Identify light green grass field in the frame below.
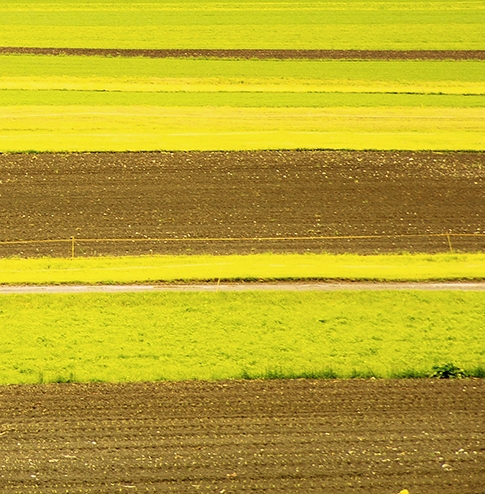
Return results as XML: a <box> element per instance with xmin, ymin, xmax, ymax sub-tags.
<box><xmin>4</xmin><ymin>90</ymin><xmax>485</xmax><ymax>108</ymax></box>
<box><xmin>1</xmin><ymin>0</ymin><xmax>484</xmax><ymax>49</ymax></box>
<box><xmin>2</xmin><ymin>57</ymin><xmax>484</xmax><ymax>104</ymax></box>
<box><xmin>0</xmin><ymin>290</ymin><xmax>483</xmax><ymax>384</ymax></box>
<box><xmin>1</xmin><ymin>253</ymin><xmax>484</xmax><ymax>285</ymax></box>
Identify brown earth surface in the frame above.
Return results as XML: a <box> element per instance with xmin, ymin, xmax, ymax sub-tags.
<box><xmin>0</xmin><ymin>379</ymin><xmax>484</xmax><ymax>493</ymax></box>
<box><xmin>0</xmin><ymin>150</ymin><xmax>484</xmax><ymax>257</ymax></box>
<box><xmin>2</xmin><ymin>47</ymin><xmax>485</xmax><ymax>60</ymax></box>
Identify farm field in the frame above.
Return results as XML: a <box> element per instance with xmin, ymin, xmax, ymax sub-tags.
<box><xmin>3</xmin><ymin>105</ymin><xmax>485</xmax><ymax>152</ymax></box>
<box><xmin>1</xmin><ymin>0</ymin><xmax>484</xmax><ymax>50</ymax></box>
<box><xmin>1</xmin><ymin>1</ymin><xmax>485</xmax><ymax>491</ymax></box>
<box><xmin>1</xmin><ymin>290</ymin><xmax>484</xmax><ymax>384</ymax></box>
<box><xmin>0</xmin><ymin>379</ymin><xmax>484</xmax><ymax>493</ymax></box>
<box><xmin>3</xmin><ymin>56</ymin><xmax>484</xmax><ymax>92</ymax></box>
<box><xmin>2</xmin><ymin>253</ymin><xmax>485</xmax><ymax>285</ymax></box>
<box><xmin>1</xmin><ymin>55</ymin><xmax>484</xmax><ymax>152</ymax></box>
<box><xmin>1</xmin><ymin>150</ymin><xmax>483</xmax><ymax>257</ymax></box>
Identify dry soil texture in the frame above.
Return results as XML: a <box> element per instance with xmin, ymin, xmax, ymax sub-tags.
<box><xmin>2</xmin><ymin>47</ymin><xmax>485</xmax><ymax>59</ymax></box>
<box><xmin>0</xmin><ymin>150</ymin><xmax>484</xmax><ymax>257</ymax></box>
<box><xmin>0</xmin><ymin>379</ymin><xmax>484</xmax><ymax>493</ymax></box>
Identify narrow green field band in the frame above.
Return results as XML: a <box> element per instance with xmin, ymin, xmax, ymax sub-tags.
<box><xmin>1</xmin><ymin>253</ymin><xmax>484</xmax><ymax>285</ymax></box>
<box><xmin>2</xmin><ymin>56</ymin><xmax>484</xmax><ymax>82</ymax></box>
<box><xmin>2</xmin><ymin>90</ymin><xmax>484</xmax><ymax>108</ymax></box>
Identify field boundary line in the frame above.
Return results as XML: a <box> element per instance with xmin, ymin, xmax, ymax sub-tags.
<box><xmin>1</xmin><ymin>232</ymin><xmax>484</xmax><ymax>245</ymax></box>
<box><xmin>1</xmin><ymin>233</ymin><xmax>484</xmax><ymax>258</ymax></box>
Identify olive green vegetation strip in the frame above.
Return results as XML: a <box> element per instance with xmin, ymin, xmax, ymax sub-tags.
<box><xmin>1</xmin><ymin>253</ymin><xmax>485</xmax><ymax>285</ymax></box>
<box><xmin>0</xmin><ymin>290</ymin><xmax>484</xmax><ymax>384</ymax></box>
<box><xmin>0</xmin><ymin>0</ymin><xmax>484</xmax><ymax>50</ymax></box>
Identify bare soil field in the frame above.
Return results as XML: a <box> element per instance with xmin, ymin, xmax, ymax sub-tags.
<box><xmin>0</xmin><ymin>150</ymin><xmax>484</xmax><ymax>257</ymax></box>
<box><xmin>2</xmin><ymin>47</ymin><xmax>485</xmax><ymax>59</ymax></box>
<box><xmin>0</xmin><ymin>379</ymin><xmax>483</xmax><ymax>493</ymax></box>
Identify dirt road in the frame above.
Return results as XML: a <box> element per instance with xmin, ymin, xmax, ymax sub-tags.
<box><xmin>0</xmin><ymin>379</ymin><xmax>483</xmax><ymax>493</ymax></box>
<box><xmin>1</xmin><ymin>282</ymin><xmax>485</xmax><ymax>294</ymax></box>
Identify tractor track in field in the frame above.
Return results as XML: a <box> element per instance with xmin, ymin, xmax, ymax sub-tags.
<box><xmin>0</xmin><ymin>379</ymin><xmax>484</xmax><ymax>493</ymax></box>
<box><xmin>2</xmin><ymin>47</ymin><xmax>485</xmax><ymax>60</ymax></box>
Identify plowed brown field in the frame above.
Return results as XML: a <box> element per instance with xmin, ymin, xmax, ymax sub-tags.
<box><xmin>1</xmin><ymin>150</ymin><xmax>484</xmax><ymax>256</ymax></box>
<box><xmin>0</xmin><ymin>379</ymin><xmax>484</xmax><ymax>493</ymax></box>
<box><xmin>2</xmin><ymin>47</ymin><xmax>485</xmax><ymax>59</ymax></box>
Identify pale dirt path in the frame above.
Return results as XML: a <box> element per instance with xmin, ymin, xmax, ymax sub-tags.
<box><xmin>1</xmin><ymin>282</ymin><xmax>485</xmax><ymax>294</ymax></box>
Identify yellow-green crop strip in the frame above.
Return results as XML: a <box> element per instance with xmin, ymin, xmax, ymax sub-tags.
<box><xmin>1</xmin><ymin>1</ymin><xmax>484</xmax><ymax>151</ymax></box>
<box><xmin>0</xmin><ymin>290</ymin><xmax>484</xmax><ymax>384</ymax></box>
<box><xmin>1</xmin><ymin>0</ymin><xmax>484</xmax><ymax>50</ymax></box>
<box><xmin>1</xmin><ymin>55</ymin><xmax>484</xmax><ymax>152</ymax></box>
<box><xmin>1</xmin><ymin>253</ymin><xmax>485</xmax><ymax>285</ymax></box>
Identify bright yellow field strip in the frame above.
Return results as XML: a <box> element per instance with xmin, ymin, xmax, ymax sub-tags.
<box><xmin>2</xmin><ymin>77</ymin><xmax>484</xmax><ymax>95</ymax></box>
<box><xmin>0</xmin><ymin>106</ymin><xmax>484</xmax><ymax>151</ymax></box>
<box><xmin>1</xmin><ymin>253</ymin><xmax>485</xmax><ymax>285</ymax></box>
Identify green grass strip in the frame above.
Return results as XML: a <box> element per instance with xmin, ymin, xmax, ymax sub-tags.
<box><xmin>1</xmin><ymin>253</ymin><xmax>485</xmax><ymax>285</ymax></box>
<box><xmin>2</xmin><ymin>56</ymin><xmax>484</xmax><ymax>82</ymax></box>
<box><xmin>0</xmin><ymin>290</ymin><xmax>484</xmax><ymax>384</ymax></box>
<box><xmin>3</xmin><ymin>90</ymin><xmax>484</xmax><ymax>108</ymax></box>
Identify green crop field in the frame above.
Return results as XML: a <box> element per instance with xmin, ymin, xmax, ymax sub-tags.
<box><xmin>1</xmin><ymin>0</ymin><xmax>484</xmax><ymax>49</ymax></box>
<box><xmin>2</xmin><ymin>56</ymin><xmax>484</xmax><ymax>105</ymax></box>
<box><xmin>1</xmin><ymin>0</ymin><xmax>484</xmax><ymax>386</ymax></box>
<box><xmin>0</xmin><ymin>290</ymin><xmax>484</xmax><ymax>384</ymax></box>
<box><xmin>1</xmin><ymin>253</ymin><xmax>485</xmax><ymax>285</ymax></box>
<box><xmin>1</xmin><ymin>1</ymin><xmax>484</xmax><ymax>152</ymax></box>
<box><xmin>3</xmin><ymin>56</ymin><xmax>484</xmax><ymax>85</ymax></box>
<box><xmin>1</xmin><ymin>55</ymin><xmax>484</xmax><ymax>151</ymax></box>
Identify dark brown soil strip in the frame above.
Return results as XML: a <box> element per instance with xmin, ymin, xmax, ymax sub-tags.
<box><xmin>0</xmin><ymin>380</ymin><xmax>484</xmax><ymax>493</ymax></box>
<box><xmin>2</xmin><ymin>46</ymin><xmax>485</xmax><ymax>60</ymax></box>
<box><xmin>1</xmin><ymin>150</ymin><xmax>484</xmax><ymax>257</ymax></box>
